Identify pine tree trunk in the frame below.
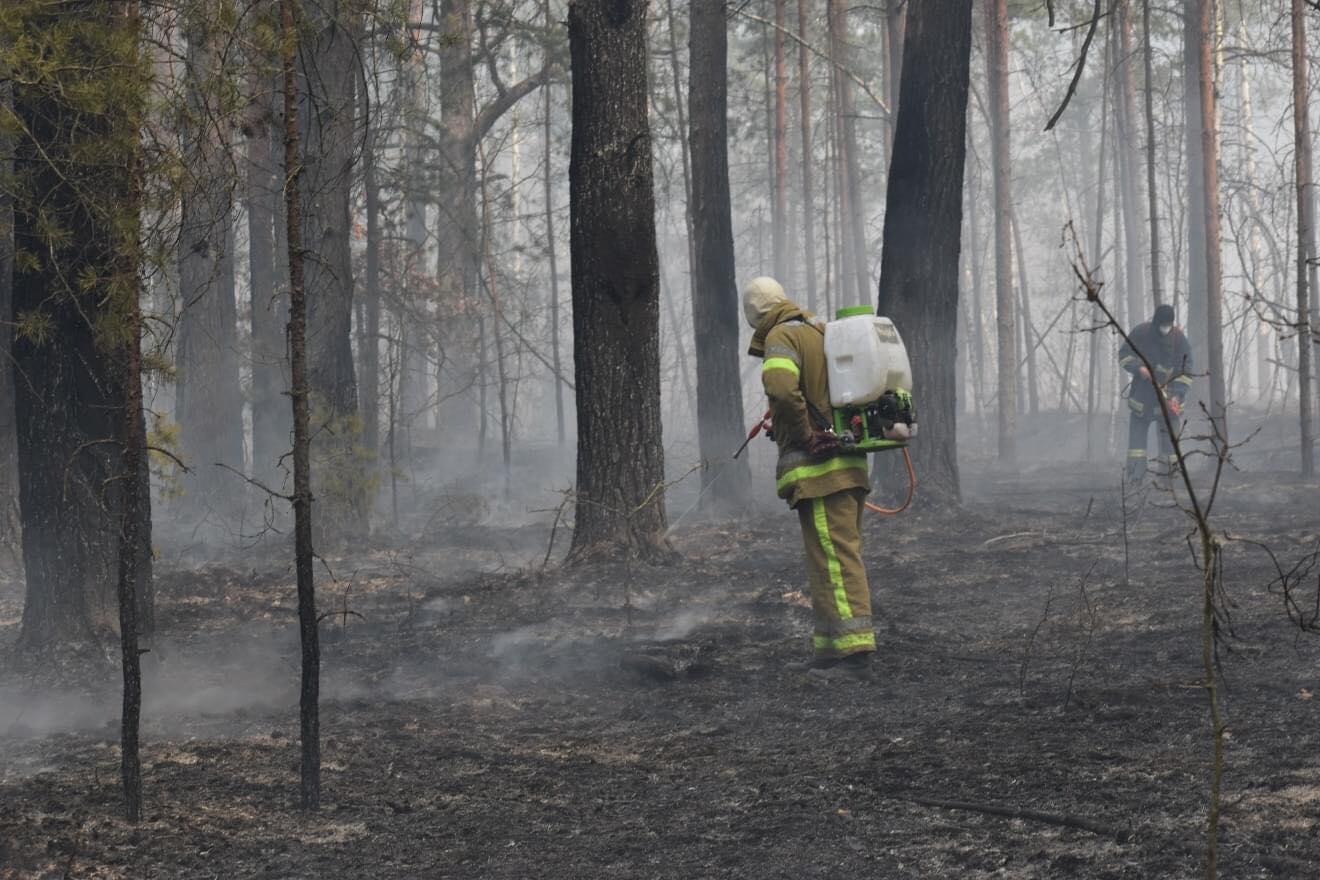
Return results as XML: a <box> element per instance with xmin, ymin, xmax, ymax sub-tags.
<box><xmin>282</xmin><ymin>0</ymin><xmax>320</xmax><ymax>812</ymax></box>
<box><xmin>177</xmin><ymin>11</ymin><xmax>243</xmax><ymax>512</ymax></box>
<box><xmin>566</xmin><ymin>0</ymin><xmax>669</xmax><ymax>561</ymax></box>
<box><xmin>438</xmin><ymin>0</ymin><xmax>481</xmax><ymax>447</ymax></box>
<box><xmin>689</xmin><ymin>0</ymin><xmax>751</xmax><ymax>510</ymax></box>
<box><xmin>1143</xmin><ymin>0</ymin><xmax>1164</xmax><ymax>306</ymax></box>
<box><xmin>361</xmin><ymin>69</ymin><xmax>382</xmax><ymax>460</ymax></box>
<box><xmin>544</xmin><ymin>0</ymin><xmax>566</xmax><ymax>446</ymax></box>
<box><xmin>883</xmin><ymin>0</ymin><xmax>906</xmax><ymax>161</ymax></box>
<box><xmin>1116</xmin><ymin>0</ymin><xmax>1148</xmax><ymax>322</ymax></box>
<box><xmin>1086</xmin><ymin>42</ymin><xmax>1111</xmax><ymax>462</ymax></box>
<box><xmin>875</xmin><ymin>0</ymin><xmax>974</xmax><ymax>506</ymax></box>
<box><xmin>1182</xmin><ymin>0</ymin><xmax>1208</xmax><ymax>392</ymax></box>
<box><xmin>796</xmin><ymin>0</ymin><xmax>819</xmax><ymax>312</ymax></box>
<box><xmin>828</xmin><ymin>0</ymin><xmax>869</xmax><ymax>305</ymax></box>
<box><xmin>1292</xmin><ymin>0</ymin><xmax>1315</xmax><ymax>475</ymax></box>
<box><xmin>967</xmin><ymin>163</ymin><xmax>989</xmax><ymax>437</ymax></box>
<box><xmin>247</xmin><ymin>57</ymin><xmax>292</xmax><ymax>486</ymax></box>
<box><xmin>12</xmin><ymin>1</ymin><xmax>151</xmax><ymax>649</ymax></box>
<box><xmin>115</xmin><ymin>0</ymin><xmax>148</xmax><ymax>823</ymax></box>
<box><xmin>1194</xmin><ymin>0</ymin><xmax>1227</xmax><ymax>440</ymax></box>
<box><xmin>299</xmin><ymin>0</ymin><xmax>364</xmax><ymax>540</ymax></box>
<box><xmin>1011</xmin><ymin>210</ymin><xmax>1040</xmax><ymax>416</ymax></box>
<box><xmin>984</xmin><ymin>0</ymin><xmax>1016</xmax><ymax>462</ymax></box>
<box><xmin>772</xmin><ymin>0</ymin><xmax>789</xmax><ymax>282</ymax></box>
<box><xmin>0</xmin><ymin>78</ymin><xmax>19</xmax><ymax>570</ymax></box>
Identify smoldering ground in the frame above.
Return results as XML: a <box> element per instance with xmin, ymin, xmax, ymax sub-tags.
<box><xmin>4</xmin><ymin>415</ymin><xmax>1320</xmax><ymax>877</ymax></box>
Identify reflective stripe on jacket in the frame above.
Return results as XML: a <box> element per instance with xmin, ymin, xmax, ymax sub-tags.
<box><xmin>753</xmin><ymin>302</ymin><xmax>870</xmax><ymax>507</ymax></box>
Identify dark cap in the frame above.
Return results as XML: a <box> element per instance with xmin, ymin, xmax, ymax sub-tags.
<box><xmin>1153</xmin><ymin>304</ymin><xmax>1175</xmax><ymax>326</ymax></box>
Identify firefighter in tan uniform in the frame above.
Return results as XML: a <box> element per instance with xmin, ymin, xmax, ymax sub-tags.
<box><xmin>744</xmin><ymin>277</ymin><xmax>876</xmax><ymax>682</ymax></box>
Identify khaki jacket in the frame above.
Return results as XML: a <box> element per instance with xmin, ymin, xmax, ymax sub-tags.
<box><xmin>750</xmin><ymin>302</ymin><xmax>870</xmax><ymax>508</ymax></box>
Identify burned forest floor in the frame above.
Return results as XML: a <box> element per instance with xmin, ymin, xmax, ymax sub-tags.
<box><xmin>3</xmin><ymin>461</ymin><xmax>1320</xmax><ymax>878</ymax></box>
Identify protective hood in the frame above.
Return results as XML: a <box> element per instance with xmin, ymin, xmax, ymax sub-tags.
<box><xmin>747</xmin><ymin>300</ymin><xmax>815</xmax><ymax>357</ymax></box>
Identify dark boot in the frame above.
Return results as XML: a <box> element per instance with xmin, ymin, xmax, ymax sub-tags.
<box><xmin>784</xmin><ymin>655</ymin><xmax>838</xmax><ymax>673</ymax></box>
<box><xmin>807</xmin><ymin>651</ymin><xmax>873</xmax><ymax>683</ymax></box>
<box><xmin>1124</xmin><ymin>455</ymin><xmax>1147</xmax><ymax>486</ymax></box>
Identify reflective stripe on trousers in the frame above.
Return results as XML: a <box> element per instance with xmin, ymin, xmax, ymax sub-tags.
<box><xmin>796</xmin><ymin>487</ymin><xmax>875</xmax><ymax>657</ymax></box>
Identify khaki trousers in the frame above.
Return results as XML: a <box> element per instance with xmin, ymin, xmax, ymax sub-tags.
<box><xmin>795</xmin><ymin>487</ymin><xmax>876</xmax><ymax>657</ymax></box>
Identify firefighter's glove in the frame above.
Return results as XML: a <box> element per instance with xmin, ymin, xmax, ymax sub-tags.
<box><xmin>1167</xmin><ymin>397</ymin><xmax>1183</xmax><ymax>418</ymax></box>
<box><xmin>806</xmin><ymin>431</ymin><xmax>842</xmax><ymax>456</ymax></box>
<box><xmin>1139</xmin><ymin>366</ymin><xmax>1152</xmax><ymax>380</ymax></box>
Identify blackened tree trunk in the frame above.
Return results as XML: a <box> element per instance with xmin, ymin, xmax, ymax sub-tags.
<box><xmin>298</xmin><ymin>0</ymin><xmax>365</xmax><ymax>541</ymax></box>
<box><xmin>11</xmin><ymin>1</ymin><xmax>152</xmax><ymax>649</ymax></box>
<box><xmin>247</xmin><ymin>57</ymin><xmax>292</xmax><ymax>486</ymax></box>
<box><xmin>176</xmin><ymin>9</ymin><xmax>243</xmax><ymax>511</ymax></box>
<box><xmin>282</xmin><ymin>0</ymin><xmax>320</xmax><ymax>811</ymax></box>
<box><xmin>1291</xmin><ymin>0</ymin><xmax>1314</xmax><ymax>475</ymax></box>
<box><xmin>116</xmin><ymin>145</ymin><xmax>146</xmax><ymax>828</ymax></box>
<box><xmin>875</xmin><ymin>0</ymin><xmax>973</xmax><ymax>506</ymax></box>
<box><xmin>0</xmin><ymin>79</ymin><xmax>18</xmax><ymax>569</ymax></box>
<box><xmin>566</xmin><ymin>0</ymin><xmax>669</xmax><ymax>561</ymax></box>
<box><xmin>984</xmin><ymin>0</ymin><xmax>1015</xmax><ymax>462</ymax></box>
<box><xmin>688</xmin><ymin>0</ymin><xmax>751</xmax><ymax>510</ymax></box>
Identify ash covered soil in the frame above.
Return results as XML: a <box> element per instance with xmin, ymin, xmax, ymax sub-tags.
<box><xmin>3</xmin><ymin>465</ymin><xmax>1320</xmax><ymax>879</ymax></box>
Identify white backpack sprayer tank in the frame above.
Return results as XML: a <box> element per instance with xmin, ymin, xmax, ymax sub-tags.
<box><xmin>824</xmin><ymin>305</ymin><xmax>917</xmax><ymax>452</ymax></box>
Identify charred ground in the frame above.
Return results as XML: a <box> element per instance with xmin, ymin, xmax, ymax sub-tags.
<box><xmin>2</xmin><ymin>463</ymin><xmax>1320</xmax><ymax>879</ymax></box>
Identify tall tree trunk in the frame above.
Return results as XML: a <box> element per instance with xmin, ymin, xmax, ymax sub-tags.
<box><xmin>967</xmin><ymin>162</ymin><xmax>989</xmax><ymax>437</ymax></box>
<box><xmin>544</xmin><ymin>0</ymin><xmax>566</xmax><ymax>446</ymax></box>
<box><xmin>567</xmin><ymin>0</ymin><xmax>668</xmax><ymax>561</ymax></box>
<box><xmin>1011</xmin><ymin>210</ymin><xmax>1040</xmax><ymax>416</ymax></box>
<box><xmin>299</xmin><ymin>0</ymin><xmax>364</xmax><ymax>540</ymax></box>
<box><xmin>828</xmin><ymin>0</ymin><xmax>869</xmax><ymax>305</ymax></box>
<box><xmin>359</xmin><ymin>52</ymin><xmax>382</xmax><ymax>462</ymax></box>
<box><xmin>1182</xmin><ymin>0</ymin><xmax>1208</xmax><ymax>397</ymax></box>
<box><xmin>247</xmin><ymin>57</ymin><xmax>292</xmax><ymax>486</ymax></box>
<box><xmin>115</xmin><ymin>0</ymin><xmax>147</xmax><ymax>823</ymax></box>
<box><xmin>282</xmin><ymin>0</ymin><xmax>320</xmax><ymax>811</ymax></box>
<box><xmin>1087</xmin><ymin>44</ymin><xmax>1111</xmax><ymax>462</ymax></box>
<box><xmin>1194</xmin><ymin>0</ymin><xmax>1227</xmax><ymax>440</ymax></box>
<box><xmin>662</xmin><ymin>0</ymin><xmax>697</xmax><ymax>310</ymax></box>
<box><xmin>1116</xmin><ymin>0</ymin><xmax>1148</xmax><ymax>323</ymax></box>
<box><xmin>883</xmin><ymin>0</ymin><xmax>906</xmax><ymax>161</ymax></box>
<box><xmin>1143</xmin><ymin>0</ymin><xmax>1163</xmax><ymax>306</ymax></box>
<box><xmin>11</xmin><ymin>0</ymin><xmax>151</xmax><ymax>649</ymax></box>
<box><xmin>875</xmin><ymin>0</ymin><xmax>974</xmax><ymax>506</ymax></box>
<box><xmin>796</xmin><ymin>0</ymin><xmax>819</xmax><ymax>312</ymax></box>
<box><xmin>177</xmin><ymin>10</ymin><xmax>243</xmax><ymax>508</ymax></box>
<box><xmin>1292</xmin><ymin>0</ymin><xmax>1315</xmax><ymax>475</ymax></box>
<box><xmin>984</xmin><ymin>0</ymin><xmax>1016</xmax><ymax>462</ymax></box>
<box><xmin>0</xmin><ymin>79</ymin><xmax>18</xmax><ymax>568</ymax></box>
<box><xmin>689</xmin><ymin>0</ymin><xmax>751</xmax><ymax>510</ymax></box>
<box><xmin>772</xmin><ymin>0</ymin><xmax>789</xmax><ymax>281</ymax></box>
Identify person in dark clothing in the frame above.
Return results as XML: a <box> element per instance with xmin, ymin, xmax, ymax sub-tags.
<box><xmin>1119</xmin><ymin>304</ymin><xmax>1194</xmax><ymax>483</ymax></box>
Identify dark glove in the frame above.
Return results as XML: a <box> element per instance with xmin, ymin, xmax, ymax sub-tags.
<box><xmin>806</xmin><ymin>431</ymin><xmax>842</xmax><ymax>456</ymax></box>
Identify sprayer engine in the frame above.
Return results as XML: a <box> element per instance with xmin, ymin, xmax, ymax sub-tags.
<box><xmin>833</xmin><ymin>390</ymin><xmax>918</xmax><ymax>452</ymax></box>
